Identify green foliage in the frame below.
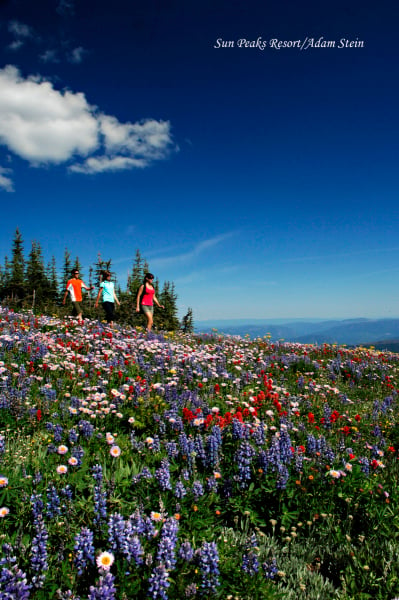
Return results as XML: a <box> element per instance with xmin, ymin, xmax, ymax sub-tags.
<box><xmin>0</xmin><ymin>234</ymin><xmax>185</xmax><ymax>332</ymax></box>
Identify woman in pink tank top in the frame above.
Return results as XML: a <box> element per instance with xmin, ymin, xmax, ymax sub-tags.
<box><xmin>136</xmin><ymin>273</ymin><xmax>164</xmax><ymax>332</ymax></box>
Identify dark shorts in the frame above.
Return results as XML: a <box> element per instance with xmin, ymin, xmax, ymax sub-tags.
<box><xmin>72</xmin><ymin>301</ymin><xmax>82</xmax><ymax>315</ymax></box>
<box><xmin>141</xmin><ymin>305</ymin><xmax>154</xmax><ymax>315</ymax></box>
<box><xmin>102</xmin><ymin>302</ymin><xmax>115</xmax><ymax>323</ymax></box>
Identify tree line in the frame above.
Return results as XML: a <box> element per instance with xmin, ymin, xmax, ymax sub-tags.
<box><xmin>0</xmin><ymin>228</ymin><xmax>194</xmax><ymax>332</ymax></box>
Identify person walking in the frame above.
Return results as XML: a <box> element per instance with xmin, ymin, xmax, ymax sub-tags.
<box><xmin>62</xmin><ymin>269</ymin><xmax>93</xmax><ymax>322</ymax></box>
<box><xmin>136</xmin><ymin>273</ymin><xmax>164</xmax><ymax>332</ymax></box>
<box><xmin>95</xmin><ymin>270</ymin><xmax>120</xmax><ymax>327</ymax></box>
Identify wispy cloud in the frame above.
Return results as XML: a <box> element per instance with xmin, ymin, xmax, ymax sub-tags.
<box><xmin>7</xmin><ymin>20</ymin><xmax>35</xmax><ymax>51</ymax></box>
<box><xmin>149</xmin><ymin>233</ymin><xmax>236</xmax><ymax>269</ymax></box>
<box><xmin>39</xmin><ymin>49</ymin><xmax>60</xmax><ymax>63</ymax></box>
<box><xmin>0</xmin><ymin>166</ymin><xmax>14</xmax><ymax>192</ymax></box>
<box><xmin>56</xmin><ymin>0</ymin><xmax>75</xmax><ymax>17</ymax></box>
<box><xmin>280</xmin><ymin>246</ymin><xmax>399</xmax><ymax>264</ymax></box>
<box><xmin>0</xmin><ymin>66</ymin><xmax>176</xmax><ymax>189</ymax></box>
<box><xmin>67</xmin><ymin>46</ymin><xmax>87</xmax><ymax>64</ymax></box>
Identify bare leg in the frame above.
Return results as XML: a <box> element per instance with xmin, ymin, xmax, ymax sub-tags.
<box><xmin>145</xmin><ymin>312</ymin><xmax>153</xmax><ymax>332</ymax></box>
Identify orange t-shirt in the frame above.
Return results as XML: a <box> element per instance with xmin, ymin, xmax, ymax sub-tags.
<box><xmin>66</xmin><ymin>278</ymin><xmax>84</xmax><ymax>302</ymax></box>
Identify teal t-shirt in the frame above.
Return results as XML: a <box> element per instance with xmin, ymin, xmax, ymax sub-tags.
<box><xmin>100</xmin><ymin>281</ymin><xmax>115</xmax><ymax>303</ymax></box>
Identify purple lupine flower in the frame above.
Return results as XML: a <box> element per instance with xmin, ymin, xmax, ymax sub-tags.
<box><xmin>68</xmin><ymin>428</ymin><xmax>79</xmax><ymax>444</ymax></box>
<box><xmin>155</xmin><ymin>459</ymin><xmax>172</xmax><ymax>491</ymax></box>
<box><xmin>251</xmin><ymin>421</ymin><xmax>266</xmax><ymax>446</ymax></box>
<box><xmin>242</xmin><ymin>530</ymin><xmax>260</xmax><ymax>575</ymax></box>
<box><xmin>206</xmin><ymin>432</ymin><xmax>221</xmax><ymax>468</ymax></box>
<box><xmin>262</xmin><ymin>557</ymin><xmax>278</xmax><ymax>580</ymax></box>
<box><xmin>307</xmin><ymin>434</ymin><xmax>317</xmax><ymax>455</ymax></box>
<box><xmin>0</xmin><ymin>435</ymin><xmax>5</xmax><ymax>454</ymax></box>
<box><xmin>257</xmin><ymin>449</ymin><xmax>269</xmax><ymax>475</ymax></box>
<box><xmin>61</xmin><ymin>485</ymin><xmax>74</xmax><ymax>501</ymax></box>
<box><xmin>0</xmin><ymin>544</ymin><xmax>31</xmax><ymax>600</ymax></box>
<box><xmin>174</xmin><ymin>480</ymin><xmax>187</xmax><ymax>499</ymax></box>
<box><xmin>128</xmin><ymin>509</ymin><xmax>146</xmax><ymax>536</ymax></box>
<box><xmin>165</xmin><ymin>442</ymin><xmax>179</xmax><ymax>460</ymax></box>
<box><xmin>205</xmin><ymin>477</ymin><xmax>218</xmax><ymax>493</ymax></box>
<box><xmin>294</xmin><ymin>449</ymin><xmax>303</xmax><ymax>472</ymax></box>
<box><xmin>194</xmin><ymin>436</ymin><xmax>206</xmax><ymax>467</ymax></box>
<box><xmin>232</xmin><ymin>418</ymin><xmax>246</xmax><ymax>440</ymax></box>
<box><xmin>30</xmin><ymin>516</ymin><xmax>48</xmax><ymax>589</ymax></box>
<box><xmin>198</xmin><ymin>541</ymin><xmax>220</xmax><ymax>594</ymax></box>
<box><xmin>267</xmin><ymin>436</ymin><xmax>281</xmax><ymax>471</ymax></box>
<box><xmin>30</xmin><ymin>493</ymin><xmax>44</xmax><ymax>520</ymax></box>
<box><xmin>0</xmin><ymin>565</ymin><xmax>31</xmax><ymax>599</ymax></box>
<box><xmin>122</xmin><ymin>526</ymin><xmax>144</xmax><ymax>566</ymax></box>
<box><xmin>108</xmin><ymin>513</ymin><xmax>126</xmax><ymax>553</ymax></box>
<box><xmin>92</xmin><ymin>465</ymin><xmax>107</xmax><ymax>525</ymax></box>
<box><xmin>235</xmin><ymin>441</ymin><xmax>255</xmax><ymax>488</ymax></box>
<box><xmin>148</xmin><ymin>564</ymin><xmax>170</xmax><ymax>600</ymax></box>
<box><xmin>276</xmin><ymin>464</ymin><xmax>289</xmax><ymax>490</ymax></box>
<box><xmin>279</xmin><ymin>428</ymin><xmax>293</xmax><ymax>464</ymax></box>
<box><xmin>33</xmin><ymin>471</ymin><xmax>43</xmax><ymax>485</ymax></box>
<box><xmin>78</xmin><ymin>420</ymin><xmax>94</xmax><ymax>439</ymax></box>
<box><xmin>74</xmin><ymin>527</ymin><xmax>95</xmax><ymax>575</ymax></box>
<box><xmin>192</xmin><ymin>481</ymin><xmax>204</xmax><ymax>500</ymax></box>
<box><xmin>53</xmin><ymin>424</ymin><xmax>64</xmax><ymax>443</ymax></box>
<box><xmin>156</xmin><ymin>517</ymin><xmax>179</xmax><ymax>570</ymax></box>
<box><xmin>359</xmin><ymin>456</ymin><xmax>370</xmax><ymax>476</ymax></box>
<box><xmin>178</xmin><ymin>541</ymin><xmax>194</xmax><ymax>562</ymax></box>
<box><xmin>88</xmin><ymin>572</ymin><xmax>116</xmax><ymax>600</ymax></box>
<box><xmin>143</xmin><ymin>516</ymin><xmax>157</xmax><ymax>540</ymax></box>
<box><xmin>46</xmin><ymin>484</ymin><xmax>61</xmax><ymax>519</ymax></box>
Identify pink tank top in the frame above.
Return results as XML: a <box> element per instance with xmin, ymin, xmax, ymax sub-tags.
<box><xmin>141</xmin><ymin>285</ymin><xmax>155</xmax><ymax>306</ymax></box>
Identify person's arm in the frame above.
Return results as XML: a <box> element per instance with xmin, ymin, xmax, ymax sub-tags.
<box><xmin>62</xmin><ymin>283</ymin><xmax>70</xmax><ymax>305</ymax></box>
<box><xmin>82</xmin><ymin>281</ymin><xmax>94</xmax><ymax>291</ymax></box>
<box><xmin>94</xmin><ymin>287</ymin><xmax>102</xmax><ymax>308</ymax></box>
<box><xmin>113</xmin><ymin>289</ymin><xmax>120</xmax><ymax>306</ymax></box>
<box><xmin>153</xmin><ymin>294</ymin><xmax>164</xmax><ymax>309</ymax></box>
<box><xmin>136</xmin><ymin>285</ymin><xmax>144</xmax><ymax>311</ymax></box>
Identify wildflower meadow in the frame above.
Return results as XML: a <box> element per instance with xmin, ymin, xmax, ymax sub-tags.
<box><xmin>1</xmin><ymin>307</ymin><xmax>399</xmax><ymax>599</ymax></box>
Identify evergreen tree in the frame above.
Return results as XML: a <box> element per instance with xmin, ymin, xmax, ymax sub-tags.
<box><xmin>9</xmin><ymin>228</ymin><xmax>25</xmax><ymax>300</ymax></box>
<box><xmin>127</xmin><ymin>249</ymin><xmax>144</xmax><ymax>296</ymax></box>
<box><xmin>158</xmin><ymin>281</ymin><xmax>179</xmax><ymax>330</ymax></box>
<box><xmin>2</xmin><ymin>256</ymin><xmax>11</xmax><ymax>297</ymax></box>
<box><xmin>62</xmin><ymin>249</ymin><xmax>72</xmax><ymax>291</ymax></box>
<box><xmin>47</xmin><ymin>256</ymin><xmax>59</xmax><ymax>303</ymax></box>
<box><xmin>181</xmin><ymin>307</ymin><xmax>194</xmax><ymax>333</ymax></box>
<box><xmin>25</xmin><ymin>241</ymin><xmax>49</xmax><ymax>307</ymax></box>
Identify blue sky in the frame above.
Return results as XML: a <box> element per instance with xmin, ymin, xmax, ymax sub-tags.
<box><xmin>0</xmin><ymin>0</ymin><xmax>398</xmax><ymax>321</ymax></box>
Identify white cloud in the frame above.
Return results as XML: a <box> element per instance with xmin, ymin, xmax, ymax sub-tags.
<box><xmin>150</xmin><ymin>233</ymin><xmax>236</xmax><ymax>268</ymax></box>
<box><xmin>39</xmin><ymin>49</ymin><xmax>60</xmax><ymax>63</ymax></box>
<box><xmin>0</xmin><ymin>66</ymin><xmax>175</xmax><ymax>188</ymax></box>
<box><xmin>68</xmin><ymin>46</ymin><xmax>87</xmax><ymax>64</ymax></box>
<box><xmin>7</xmin><ymin>20</ymin><xmax>34</xmax><ymax>50</ymax></box>
<box><xmin>0</xmin><ymin>166</ymin><xmax>14</xmax><ymax>192</ymax></box>
<box><xmin>70</xmin><ymin>155</ymin><xmax>147</xmax><ymax>174</ymax></box>
<box><xmin>56</xmin><ymin>0</ymin><xmax>75</xmax><ymax>16</ymax></box>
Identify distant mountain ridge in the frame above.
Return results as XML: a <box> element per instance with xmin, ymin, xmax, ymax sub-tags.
<box><xmin>195</xmin><ymin>318</ymin><xmax>399</xmax><ymax>347</ymax></box>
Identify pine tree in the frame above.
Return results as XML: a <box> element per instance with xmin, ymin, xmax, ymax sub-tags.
<box><xmin>9</xmin><ymin>228</ymin><xmax>25</xmax><ymax>300</ymax></box>
<box><xmin>158</xmin><ymin>281</ymin><xmax>179</xmax><ymax>330</ymax></box>
<box><xmin>181</xmin><ymin>307</ymin><xmax>194</xmax><ymax>333</ymax></box>
<box><xmin>47</xmin><ymin>256</ymin><xmax>59</xmax><ymax>303</ymax></box>
<box><xmin>127</xmin><ymin>249</ymin><xmax>144</xmax><ymax>296</ymax></box>
<box><xmin>62</xmin><ymin>249</ymin><xmax>72</xmax><ymax>291</ymax></box>
<box><xmin>25</xmin><ymin>241</ymin><xmax>49</xmax><ymax>308</ymax></box>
